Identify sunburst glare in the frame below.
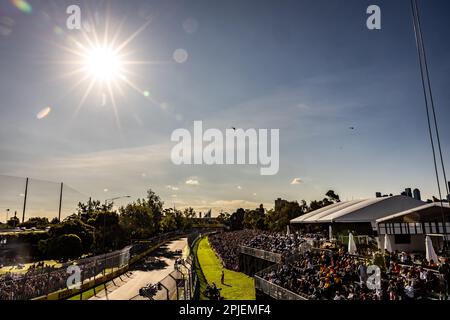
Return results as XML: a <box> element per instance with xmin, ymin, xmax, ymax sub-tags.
<box><xmin>83</xmin><ymin>46</ymin><xmax>123</xmax><ymax>81</ymax></box>
<box><xmin>48</xmin><ymin>7</ymin><xmax>168</xmax><ymax>130</ymax></box>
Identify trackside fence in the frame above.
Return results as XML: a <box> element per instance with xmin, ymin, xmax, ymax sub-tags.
<box><xmin>138</xmin><ymin>232</ymin><xmax>204</xmax><ymax>300</ymax></box>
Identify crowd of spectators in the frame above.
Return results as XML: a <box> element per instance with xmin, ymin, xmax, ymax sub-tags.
<box><xmin>260</xmin><ymin>249</ymin><xmax>450</xmax><ymax>300</ymax></box>
<box><xmin>0</xmin><ymin>265</ymin><xmax>68</xmax><ymax>300</ymax></box>
<box><xmin>209</xmin><ymin>230</ymin><xmax>331</xmax><ymax>271</ymax></box>
<box><xmin>244</xmin><ymin>232</ymin><xmax>326</xmax><ymax>257</ymax></box>
<box><xmin>208</xmin><ymin>230</ymin><xmax>263</xmax><ymax>271</ymax></box>
<box><xmin>0</xmin><ymin>253</ymin><xmax>125</xmax><ymax>300</ymax></box>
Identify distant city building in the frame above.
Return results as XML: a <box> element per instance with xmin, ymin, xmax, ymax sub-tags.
<box><xmin>413</xmin><ymin>188</ymin><xmax>421</xmax><ymax>201</ymax></box>
<box><xmin>405</xmin><ymin>188</ymin><xmax>412</xmax><ymax>198</ymax></box>
<box><xmin>375</xmin><ymin>192</ymin><xmax>382</xmax><ymax>198</ymax></box>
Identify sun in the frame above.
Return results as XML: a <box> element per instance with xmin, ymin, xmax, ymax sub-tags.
<box><xmin>50</xmin><ymin>9</ymin><xmax>167</xmax><ymax>130</ymax></box>
<box><xmin>83</xmin><ymin>46</ymin><xmax>123</xmax><ymax>82</ymax></box>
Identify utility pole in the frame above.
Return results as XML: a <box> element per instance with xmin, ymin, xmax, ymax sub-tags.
<box><xmin>58</xmin><ymin>182</ymin><xmax>63</xmax><ymax>222</ymax></box>
<box><xmin>22</xmin><ymin>177</ymin><xmax>29</xmax><ymax>223</ymax></box>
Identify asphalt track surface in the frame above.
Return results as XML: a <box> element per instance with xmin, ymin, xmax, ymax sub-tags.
<box><xmin>90</xmin><ymin>237</ymin><xmax>187</xmax><ymax>300</ymax></box>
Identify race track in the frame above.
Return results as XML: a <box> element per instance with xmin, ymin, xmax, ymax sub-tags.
<box><xmin>90</xmin><ymin>237</ymin><xmax>187</xmax><ymax>300</ymax></box>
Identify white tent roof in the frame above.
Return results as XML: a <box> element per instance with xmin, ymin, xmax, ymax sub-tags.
<box><xmin>290</xmin><ymin>195</ymin><xmax>425</xmax><ymax>224</ymax></box>
<box><xmin>376</xmin><ymin>202</ymin><xmax>450</xmax><ymax>223</ymax></box>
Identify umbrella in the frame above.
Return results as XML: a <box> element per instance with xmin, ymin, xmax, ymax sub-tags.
<box><xmin>425</xmin><ymin>235</ymin><xmax>438</xmax><ymax>264</ymax></box>
<box><xmin>384</xmin><ymin>234</ymin><xmax>392</xmax><ymax>252</ymax></box>
<box><xmin>348</xmin><ymin>232</ymin><xmax>357</xmax><ymax>254</ymax></box>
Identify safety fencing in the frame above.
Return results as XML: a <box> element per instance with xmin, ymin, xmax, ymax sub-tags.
<box><xmin>254</xmin><ymin>275</ymin><xmax>307</xmax><ymax>300</ymax></box>
<box><xmin>239</xmin><ymin>246</ymin><xmax>283</xmax><ymax>264</ymax></box>
<box><xmin>131</xmin><ymin>232</ymin><xmax>204</xmax><ymax>300</ymax></box>
<box><xmin>141</xmin><ymin>254</ymin><xmax>197</xmax><ymax>300</ymax></box>
<box><xmin>0</xmin><ymin>175</ymin><xmax>90</xmax><ymax>224</ymax></box>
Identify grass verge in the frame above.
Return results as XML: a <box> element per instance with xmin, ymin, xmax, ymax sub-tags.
<box><xmin>195</xmin><ymin>236</ymin><xmax>255</xmax><ymax>300</ymax></box>
<box><xmin>68</xmin><ymin>283</ymin><xmax>107</xmax><ymax>300</ymax></box>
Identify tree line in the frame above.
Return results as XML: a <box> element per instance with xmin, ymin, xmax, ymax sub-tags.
<box><xmin>222</xmin><ymin>190</ymin><xmax>341</xmax><ymax>232</ymax></box>
<box><xmin>1</xmin><ymin>189</ymin><xmax>197</xmax><ymax>261</ymax></box>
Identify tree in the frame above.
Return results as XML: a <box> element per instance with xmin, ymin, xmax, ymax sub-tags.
<box><xmin>7</xmin><ymin>216</ymin><xmax>20</xmax><ymax>228</ymax></box>
<box><xmin>76</xmin><ymin>200</ymin><xmax>112</xmax><ymax>223</ymax></box>
<box><xmin>48</xmin><ymin>218</ymin><xmax>94</xmax><ymax>253</ymax></box>
<box><xmin>92</xmin><ymin>211</ymin><xmax>125</xmax><ymax>253</ymax></box>
<box><xmin>183</xmin><ymin>207</ymin><xmax>196</xmax><ymax>219</ymax></box>
<box><xmin>160</xmin><ymin>209</ymin><xmax>177</xmax><ymax>232</ymax></box>
<box><xmin>173</xmin><ymin>208</ymin><xmax>182</xmax><ymax>229</ymax></box>
<box><xmin>229</xmin><ymin>208</ymin><xmax>245</xmax><ymax>230</ymax></box>
<box><xmin>269</xmin><ymin>200</ymin><xmax>307</xmax><ymax>232</ymax></box>
<box><xmin>326</xmin><ymin>190</ymin><xmax>340</xmax><ymax>203</ymax></box>
<box><xmin>308</xmin><ymin>190</ymin><xmax>341</xmax><ymax>212</ymax></box>
<box><xmin>119</xmin><ymin>200</ymin><xmax>156</xmax><ymax>240</ymax></box>
<box><xmin>265</xmin><ymin>209</ymin><xmax>289</xmax><ymax>232</ymax></box>
<box><xmin>146</xmin><ymin>189</ymin><xmax>163</xmax><ymax>233</ymax></box>
<box><xmin>244</xmin><ymin>205</ymin><xmax>266</xmax><ymax>230</ymax></box>
<box><xmin>216</xmin><ymin>211</ymin><xmax>231</xmax><ymax>225</ymax></box>
<box><xmin>46</xmin><ymin>234</ymin><xmax>83</xmax><ymax>261</ymax></box>
<box><xmin>20</xmin><ymin>217</ymin><xmax>50</xmax><ymax>229</ymax></box>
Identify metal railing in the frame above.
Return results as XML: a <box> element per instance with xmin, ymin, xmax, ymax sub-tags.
<box><xmin>254</xmin><ymin>275</ymin><xmax>307</xmax><ymax>300</ymax></box>
<box><xmin>239</xmin><ymin>246</ymin><xmax>283</xmax><ymax>263</ymax></box>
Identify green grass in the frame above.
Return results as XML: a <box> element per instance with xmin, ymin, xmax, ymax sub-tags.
<box><xmin>196</xmin><ymin>236</ymin><xmax>255</xmax><ymax>300</ymax></box>
<box><xmin>192</xmin><ymin>237</ymin><xmax>208</xmax><ymax>300</ymax></box>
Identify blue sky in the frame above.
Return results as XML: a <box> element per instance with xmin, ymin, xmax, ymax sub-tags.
<box><xmin>0</xmin><ymin>0</ymin><xmax>449</xmax><ymax>219</ymax></box>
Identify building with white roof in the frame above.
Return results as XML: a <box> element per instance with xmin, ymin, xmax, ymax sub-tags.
<box><xmin>290</xmin><ymin>195</ymin><xmax>426</xmax><ymax>247</ymax></box>
<box><xmin>290</xmin><ymin>195</ymin><xmax>450</xmax><ymax>253</ymax></box>
<box><xmin>376</xmin><ymin>202</ymin><xmax>450</xmax><ymax>252</ymax></box>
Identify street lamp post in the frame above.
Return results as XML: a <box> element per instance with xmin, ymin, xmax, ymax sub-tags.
<box><xmin>102</xmin><ymin>195</ymin><xmax>131</xmax><ymax>274</ymax></box>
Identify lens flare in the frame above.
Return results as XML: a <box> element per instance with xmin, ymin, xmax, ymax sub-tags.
<box><xmin>36</xmin><ymin>107</ymin><xmax>51</xmax><ymax>120</ymax></box>
<box><xmin>11</xmin><ymin>0</ymin><xmax>32</xmax><ymax>14</ymax></box>
<box><xmin>173</xmin><ymin>48</ymin><xmax>188</xmax><ymax>64</ymax></box>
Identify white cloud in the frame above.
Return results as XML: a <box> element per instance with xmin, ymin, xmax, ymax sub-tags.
<box><xmin>166</xmin><ymin>185</ymin><xmax>179</xmax><ymax>191</ymax></box>
<box><xmin>290</xmin><ymin>178</ymin><xmax>303</xmax><ymax>185</ymax></box>
<box><xmin>186</xmin><ymin>179</ymin><xmax>199</xmax><ymax>185</ymax></box>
